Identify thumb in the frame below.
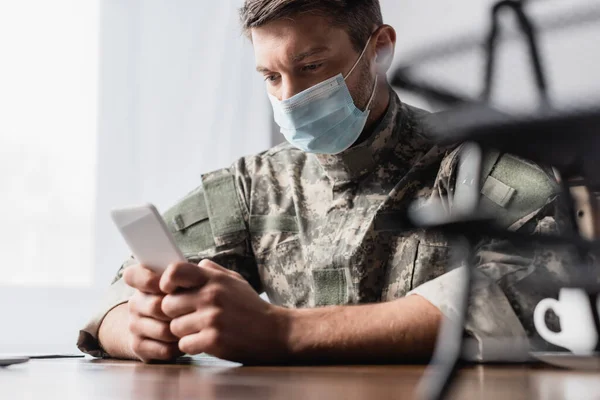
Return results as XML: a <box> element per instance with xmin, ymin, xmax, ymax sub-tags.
<box><xmin>159</xmin><ymin>262</ymin><xmax>211</xmax><ymax>294</ymax></box>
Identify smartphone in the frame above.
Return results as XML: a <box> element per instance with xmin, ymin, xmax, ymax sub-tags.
<box><xmin>111</xmin><ymin>203</ymin><xmax>186</xmax><ymax>273</ymax></box>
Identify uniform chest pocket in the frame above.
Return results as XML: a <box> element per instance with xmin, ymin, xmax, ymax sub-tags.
<box><xmin>255</xmin><ymin>238</ymin><xmax>311</xmax><ymax>308</ymax></box>
<box><xmin>381</xmin><ymin>233</ymin><xmax>450</xmax><ymax>301</ymax></box>
<box><xmin>251</xmin><ymin>215</ymin><xmax>310</xmax><ymax>308</ymax></box>
<box><xmin>412</xmin><ymin>241</ymin><xmax>450</xmax><ymax>288</ymax></box>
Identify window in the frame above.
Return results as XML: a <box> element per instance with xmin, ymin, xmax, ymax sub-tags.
<box><xmin>0</xmin><ymin>1</ymin><xmax>272</xmax><ymax>354</ymax></box>
<box><xmin>0</xmin><ymin>1</ymin><xmax>99</xmax><ymax>286</ymax></box>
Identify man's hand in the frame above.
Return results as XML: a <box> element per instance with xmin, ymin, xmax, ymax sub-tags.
<box><xmin>160</xmin><ymin>260</ymin><xmax>290</xmax><ymax>364</ymax></box>
<box><xmin>122</xmin><ymin>265</ymin><xmax>183</xmax><ymax>363</ymax></box>
<box><xmin>157</xmin><ymin>260</ymin><xmax>441</xmax><ymax>365</ymax></box>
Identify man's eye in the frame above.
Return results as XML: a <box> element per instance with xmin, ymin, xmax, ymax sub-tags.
<box><xmin>264</xmin><ymin>75</ymin><xmax>280</xmax><ymax>83</ymax></box>
<box><xmin>302</xmin><ymin>63</ymin><xmax>323</xmax><ymax>72</ymax></box>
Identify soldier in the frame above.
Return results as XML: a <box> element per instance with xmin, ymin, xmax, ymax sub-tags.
<box><xmin>78</xmin><ymin>0</ymin><xmax>572</xmax><ymax>364</ymax></box>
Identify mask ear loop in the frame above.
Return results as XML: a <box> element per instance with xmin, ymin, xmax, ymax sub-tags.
<box><xmin>345</xmin><ymin>35</ymin><xmax>373</xmax><ymax>80</ymax></box>
<box><xmin>364</xmin><ymin>75</ymin><xmax>378</xmax><ymax>112</ymax></box>
<box><xmin>345</xmin><ymin>33</ymin><xmax>379</xmax><ymax>112</ymax></box>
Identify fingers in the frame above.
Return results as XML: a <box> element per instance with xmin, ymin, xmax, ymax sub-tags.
<box><xmin>128</xmin><ymin>295</ymin><xmax>182</xmax><ymax>362</ymax></box>
<box><xmin>178</xmin><ymin>329</ymin><xmax>220</xmax><ymax>356</ymax></box>
<box><xmin>129</xmin><ymin>316</ymin><xmax>179</xmax><ymax>343</ymax></box>
<box><xmin>123</xmin><ymin>264</ymin><xmax>162</xmax><ymax>294</ymax></box>
<box><xmin>159</xmin><ymin>260</ymin><xmax>243</xmax><ymax>295</ymax></box>
<box><xmin>161</xmin><ymin>289</ymin><xmax>199</xmax><ymax>319</ymax></box>
<box><xmin>129</xmin><ymin>291</ymin><xmax>170</xmax><ymax>321</ymax></box>
<box><xmin>199</xmin><ymin>259</ymin><xmax>245</xmax><ymax>281</ymax></box>
<box><xmin>130</xmin><ymin>336</ymin><xmax>182</xmax><ymax>363</ymax></box>
<box><xmin>160</xmin><ymin>262</ymin><xmax>210</xmax><ymax>294</ymax></box>
<box><xmin>170</xmin><ymin>312</ymin><xmax>202</xmax><ymax>338</ymax></box>
<box><xmin>162</xmin><ymin>284</ymin><xmax>226</xmax><ymax>318</ymax></box>
<box><xmin>170</xmin><ymin>308</ymin><xmax>221</xmax><ymax>338</ymax></box>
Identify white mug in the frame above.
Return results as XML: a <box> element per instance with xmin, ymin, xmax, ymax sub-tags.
<box><xmin>533</xmin><ymin>288</ymin><xmax>600</xmax><ymax>355</ymax></box>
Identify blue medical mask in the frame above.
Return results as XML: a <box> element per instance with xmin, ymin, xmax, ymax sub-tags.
<box><xmin>268</xmin><ymin>38</ymin><xmax>377</xmax><ymax>155</ymax></box>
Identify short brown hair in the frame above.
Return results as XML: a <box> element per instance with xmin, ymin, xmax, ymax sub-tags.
<box><xmin>239</xmin><ymin>0</ymin><xmax>383</xmax><ymax>52</ymax></box>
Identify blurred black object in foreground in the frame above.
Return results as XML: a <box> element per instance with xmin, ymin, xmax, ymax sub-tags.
<box><xmin>390</xmin><ymin>1</ymin><xmax>600</xmax><ymax>399</ymax></box>
<box><xmin>425</xmin><ymin>105</ymin><xmax>600</xmax><ymax>188</ymax></box>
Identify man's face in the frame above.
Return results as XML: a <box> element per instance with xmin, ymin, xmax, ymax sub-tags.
<box><xmin>251</xmin><ymin>14</ymin><xmax>375</xmax><ymax>111</ymax></box>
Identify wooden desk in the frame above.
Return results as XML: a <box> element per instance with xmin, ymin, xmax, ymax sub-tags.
<box><xmin>1</xmin><ymin>358</ymin><xmax>599</xmax><ymax>399</ymax></box>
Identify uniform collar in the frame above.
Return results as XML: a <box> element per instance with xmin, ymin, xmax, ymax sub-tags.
<box><xmin>314</xmin><ymin>88</ymin><xmax>403</xmax><ymax>186</ymax></box>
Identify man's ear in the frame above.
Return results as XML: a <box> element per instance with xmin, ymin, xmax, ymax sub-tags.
<box><xmin>372</xmin><ymin>25</ymin><xmax>396</xmax><ymax>75</ymax></box>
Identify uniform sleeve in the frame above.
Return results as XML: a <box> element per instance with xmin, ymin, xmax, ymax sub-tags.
<box><xmin>409</xmin><ymin>148</ymin><xmax>579</xmax><ymax>361</ymax></box>
<box><xmin>409</xmin><ymin>209</ymin><xmax>578</xmax><ymax>361</ymax></box>
<box><xmin>77</xmin><ymin>161</ymin><xmax>259</xmax><ymax>357</ymax></box>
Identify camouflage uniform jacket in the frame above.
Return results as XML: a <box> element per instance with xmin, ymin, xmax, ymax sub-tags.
<box><xmin>78</xmin><ymin>90</ymin><xmax>572</xmax><ymax>361</ymax></box>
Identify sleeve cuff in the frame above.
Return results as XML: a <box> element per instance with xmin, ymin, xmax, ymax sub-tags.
<box><xmin>77</xmin><ymin>279</ymin><xmax>135</xmax><ymax>357</ymax></box>
<box><xmin>408</xmin><ymin>267</ymin><xmax>529</xmax><ymax>362</ymax></box>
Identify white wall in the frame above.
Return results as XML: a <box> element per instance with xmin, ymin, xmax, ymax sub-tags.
<box><xmin>381</xmin><ymin>0</ymin><xmax>600</xmax><ymax>112</ymax></box>
<box><xmin>0</xmin><ymin>0</ymin><xmax>272</xmax><ymax>355</ymax></box>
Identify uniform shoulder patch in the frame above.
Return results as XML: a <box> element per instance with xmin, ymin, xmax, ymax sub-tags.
<box><xmin>162</xmin><ymin>185</ymin><xmax>216</xmax><ymax>255</ymax></box>
<box><xmin>479</xmin><ymin>153</ymin><xmax>560</xmax><ymax>230</ymax></box>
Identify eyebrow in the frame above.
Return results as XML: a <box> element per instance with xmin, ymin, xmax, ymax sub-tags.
<box><xmin>256</xmin><ymin>46</ymin><xmax>331</xmax><ymax>73</ymax></box>
<box><xmin>291</xmin><ymin>46</ymin><xmax>330</xmax><ymax>63</ymax></box>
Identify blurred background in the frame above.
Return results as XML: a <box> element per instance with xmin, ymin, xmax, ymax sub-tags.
<box><xmin>0</xmin><ymin>0</ymin><xmax>598</xmax><ymax>353</ymax></box>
